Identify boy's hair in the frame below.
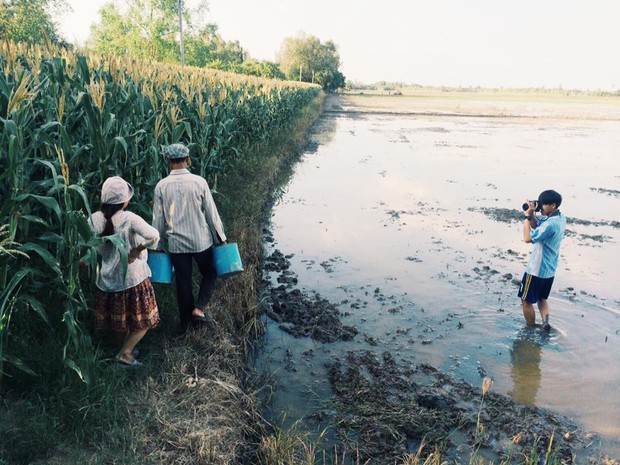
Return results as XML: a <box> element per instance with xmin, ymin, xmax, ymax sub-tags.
<box><xmin>538</xmin><ymin>190</ymin><xmax>562</xmax><ymax>207</ymax></box>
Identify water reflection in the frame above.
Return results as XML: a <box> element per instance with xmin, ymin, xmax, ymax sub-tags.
<box><xmin>509</xmin><ymin>330</ymin><xmax>544</xmax><ymax>405</ymax></box>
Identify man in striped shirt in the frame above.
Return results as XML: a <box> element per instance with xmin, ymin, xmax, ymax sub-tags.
<box><xmin>153</xmin><ymin>143</ymin><xmax>227</xmax><ymax>333</ymax></box>
<box><xmin>518</xmin><ymin>189</ymin><xmax>566</xmax><ymax>332</ymax></box>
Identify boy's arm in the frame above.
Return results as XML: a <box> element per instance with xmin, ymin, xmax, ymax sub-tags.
<box><xmin>523</xmin><ymin>202</ymin><xmax>538</xmax><ymax>243</ymax></box>
<box><xmin>523</xmin><ymin>217</ymin><xmax>535</xmax><ymax>243</ymax></box>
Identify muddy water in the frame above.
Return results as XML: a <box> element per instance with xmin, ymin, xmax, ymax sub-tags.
<box><xmin>257</xmin><ymin>97</ymin><xmax>620</xmax><ymax>456</ymax></box>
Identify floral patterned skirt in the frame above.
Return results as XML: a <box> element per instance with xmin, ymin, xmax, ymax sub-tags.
<box><xmin>94</xmin><ymin>279</ymin><xmax>160</xmax><ymax>332</ymax></box>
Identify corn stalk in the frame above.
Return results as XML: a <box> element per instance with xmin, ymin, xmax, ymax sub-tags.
<box><xmin>0</xmin><ymin>40</ymin><xmax>322</xmax><ymax>386</ymax></box>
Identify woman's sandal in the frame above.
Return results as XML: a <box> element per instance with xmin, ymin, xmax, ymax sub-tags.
<box><xmin>116</xmin><ymin>358</ymin><xmax>142</xmax><ymax>368</ymax></box>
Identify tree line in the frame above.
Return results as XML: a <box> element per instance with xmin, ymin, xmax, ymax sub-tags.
<box><xmin>0</xmin><ymin>0</ymin><xmax>345</xmax><ymax>91</ymax></box>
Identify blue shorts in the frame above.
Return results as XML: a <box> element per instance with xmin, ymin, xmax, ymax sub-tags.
<box><xmin>518</xmin><ymin>273</ymin><xmax>554</xmax><ymax>304</ymax></box>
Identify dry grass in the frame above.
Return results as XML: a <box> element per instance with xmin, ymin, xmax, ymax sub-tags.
<box><xmin>132</xmin><ymin>330</ymin><xmax>264</xmax><ymax>464</ymax></box>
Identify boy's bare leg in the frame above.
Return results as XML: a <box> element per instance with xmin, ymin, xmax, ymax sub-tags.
<box><xmin>521</xmin><ymin>300</ymin><xmax>537</xmax><ymax>326</ymax></box>
<box><xmin>538</xmin><ymin>299</ymin><xmax>551</xmax><ymax>330</ymax></box>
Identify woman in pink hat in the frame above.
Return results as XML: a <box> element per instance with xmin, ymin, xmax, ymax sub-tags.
<box><xmin>88</xmin><ymin>176</ymin><xmax>160</xmax><ymax>367</ymax></box>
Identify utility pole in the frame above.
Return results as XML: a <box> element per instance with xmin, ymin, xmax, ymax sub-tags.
<box><xmin>178</xmin><ymin>0</ymin><xmax>185</xmax><ymax>66</ymax></box>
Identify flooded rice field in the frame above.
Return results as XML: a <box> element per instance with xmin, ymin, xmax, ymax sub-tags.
<box><xmin>256</xmin><ymin>95</ymin><xmax>620</xmax><ymax>462</ymax></box>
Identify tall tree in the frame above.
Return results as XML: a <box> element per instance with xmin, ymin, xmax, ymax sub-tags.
<box><xmin>278</xmin><ymin>32</ymin><xmax>345</xmax><ymax>91</ymax></box>
<box><xmin>89</xmin><ymin>0</ymin><xmax>248</xmax><ymax>69</ymax></box>
<box><xmin>89</xmin><ymin>0</ymin><xmax>189</xmax><ymax>63</ymax></box>
<box><xmin>235</xmin><ymin>59</ymin><xmax>285</xmax><ymax>80</ymax></box>
<box><xmin>0</xmin><ymin>0</ymin><xmax>68</xmax><ymax>45</ymax></box>
<box><xmin>184</xmin><ymin>24</ymin><xmax>245</xmax><ymax>69</ymax></box>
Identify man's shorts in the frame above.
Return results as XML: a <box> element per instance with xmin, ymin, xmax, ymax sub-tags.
<box><xmin>518</xmin><ymin>272</ymin><xmax>554</xmax><ymax>304</ymax></box>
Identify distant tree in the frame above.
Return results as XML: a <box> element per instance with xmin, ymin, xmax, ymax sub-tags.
<box><xmin>89</xmin><ymin>0</ymin><xmax>186</xmax><ymax>63</ymax></box>
<box><xmin>184</xmin><ymin>25</ymin><xmax>245</xmax><ymax>69</ymax></box>
<box><xmin>0</xmin><ymin>0</ymin><xmax>68</xmax><ymax>45</ymax></box>
<box><xmin>235</xmin><ymin>59</ymin><xmax>285</xmax><ymax>79</ymax></box>
<box><xmin>89</xmin><ymin>0</ymin><xmax>250</xmax><ymax>71</ymax></box>
<box><xmin>278</xmin><ymin>33</ymin><xmax>345</xmax><ymax>91</ymax></box>
<box><xmin>88</xmin><ymin>0</ymin><xmax>287</xmax><ymax>80</ymax></box>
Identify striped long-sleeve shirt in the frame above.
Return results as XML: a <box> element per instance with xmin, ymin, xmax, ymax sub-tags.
<box><xmin>152</xmin><ymin>169</ymin><xmax>227</xmax><ymax>254</ymax></box>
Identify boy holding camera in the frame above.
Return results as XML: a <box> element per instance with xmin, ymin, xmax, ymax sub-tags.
<box><xmin>518</xmin><ymin>189</ymin><xmax>566</xmax><ymax>332</ymax></box>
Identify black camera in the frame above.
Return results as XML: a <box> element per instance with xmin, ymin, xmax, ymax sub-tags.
<box><xmin>522</xmin><ymin>200</ymin><xmax>541</xmax><ymax>212</ymax></box>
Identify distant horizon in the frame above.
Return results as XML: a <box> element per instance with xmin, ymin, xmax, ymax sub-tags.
<box><xmin>344</xmin><ymin>81</ymin><xmax>620</xmax><ymax>93</ymax></box>
<box><xmin>57</xmin><ymin>0</ymin><xmax>620</xmax><ymax>92</ymax></box>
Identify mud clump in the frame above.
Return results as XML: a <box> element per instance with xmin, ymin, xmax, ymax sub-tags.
<box><xmin>475</xmin><ymin>206</ymin><xmax>620</xmax><ymax>230</ymax></box>
<box><xmin>325</xmin><ymin>350</ymin><xmax>598</xmax><ymax>464</ymax></box>
<box><xmin>261</xmin><ymin>249</ymin><xmax>358</xmax><ymax>343</ymax></box>
<box><xmin>590</xmin><ymin>187</ymin><xmax>620</xmax><ymax>197</ymax></box>
<box><xmin>267</xmin><ymin>286</ymin><xmax>358</xmax><ymax>342</ymax></box>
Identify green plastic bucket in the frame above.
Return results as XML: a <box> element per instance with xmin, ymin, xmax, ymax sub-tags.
<box><xmin>147</xmin><ymin>251</ymin><xmax>173</xmax><ymax>284</ymax></box>
<box><xmin>213</xmin><ymin>243</ymin><xmax>244</xmax><ymax>278</ymax></box>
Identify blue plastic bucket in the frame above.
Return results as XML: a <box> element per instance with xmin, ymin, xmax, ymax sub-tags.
<box><xmin>213</xmin><ymin>243</ymin><xmax>244</xmax><ymax>278</ymax></box>
<box><xmin>147</xmin><ymin>251</ymin><xmax>174</xmax><ymax>284</ymax></box>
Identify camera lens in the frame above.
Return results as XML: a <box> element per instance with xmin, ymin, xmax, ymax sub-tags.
<box><xmin>522</xmin><ymin>203</ymin><xmax>529</xmax><ymax>211</ymax></box>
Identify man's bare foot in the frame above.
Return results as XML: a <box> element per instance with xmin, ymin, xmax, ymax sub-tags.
<box><xmin>192</xmin><ymin>308</ymin><xmax>206</xmax><ymax>318</ymax></box>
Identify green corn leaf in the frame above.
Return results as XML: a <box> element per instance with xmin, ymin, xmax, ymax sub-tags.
<box><xmin>70</xmin><ymin>210</ymin><xmax>92</xmax><ymax>241</ymax></box>
<box><xmin>62</xmin><ymin>307</ymin><xmax>80</xmax><ymax>352</ymax></box>
<box><xmin>173</xmin><ymin>123</ymin><xmax>186</xmax><ymax>141</ymax></box>
<box><xmin>0</xmin><ymin>270</ymin><xmax>30</xmax><ymax>316</ymax></box>
<box><xmin>21</xmin><ymin>295</ymin><xmax>50</xmax><ymax>326</ymax></box>
<box><xmin>80</xmin><ymin>247</ymin><xmax>98</xmax><ymax>274</ymax></box>
<box><xmin>39</xmin><ymin>121</ymin><xmax>61</xmax><ymax>132</ymax></box>
<box><xmin>19</xmin><ymin>243</ymin><xmax>61</xmax><ymax>275</ymax></box>
<box><xmin>64</xmin><ymin>357</ymin><xmax>90</xmax><ymax>384</ymax></box>
<box><xmin>2</xmin><ymin>354</ymin><xmax>37</xmax><ymax>376</ymax></box>
<box><xmin>14</xmin><ymin>194</ymin><xmax>62</xmax><ymax>223</ymax></box>
<box><xmin>35</xmin><ymin>159</ymin><xmax>60</xmax><ymax>191</ymax></box>
<box><xmin>68</xmin><ymin>185</ymin><xmax>92</xmax><ymax>214</ymax></box>
<box><xmin>114</xmin><ymin>136</ymin><xmax>128</xmax><ymax>155</ymax></box>
<box><xmin>77</xmin><ymin>55</ymin><xmax>90</xmax><ymax>84</ymax></box>
<box><xmin>38</xmin><ymin>232</ymin><xmax>63</xmax><ymax>243</ymax></box>
<box><xmin>19</xmin><ymin>215</ymin><xmax>50</xmax><ymax>227</ymax></box>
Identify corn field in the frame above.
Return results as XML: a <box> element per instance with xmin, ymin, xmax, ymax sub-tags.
<box><xmin>0</xmin><ymin>40</ymin><xmax>322</xmax><ymax>386</ymax></box>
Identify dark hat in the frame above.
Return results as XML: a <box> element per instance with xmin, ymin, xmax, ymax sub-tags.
<box><xmin>538</xmin><ymin>190</ymin><xmax>562</xmax><ymax>207</ymax></box>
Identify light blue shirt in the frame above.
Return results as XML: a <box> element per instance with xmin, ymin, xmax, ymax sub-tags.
<box><xmin>525</xmin><ymin>212</ymin><xmax>566</xmax><ymax>279</ymax></box>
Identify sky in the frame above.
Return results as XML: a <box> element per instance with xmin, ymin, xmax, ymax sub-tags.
<box><xmin>57</xmin><ymin>0</ymin><xmax>620</xmax><ymax>90</ymax></box>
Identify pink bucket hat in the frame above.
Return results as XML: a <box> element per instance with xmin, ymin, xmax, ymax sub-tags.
<box><xmin>101</xmin><ymin>176</ymin><xmax>134</xmax><ymax>205</ymax></box>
